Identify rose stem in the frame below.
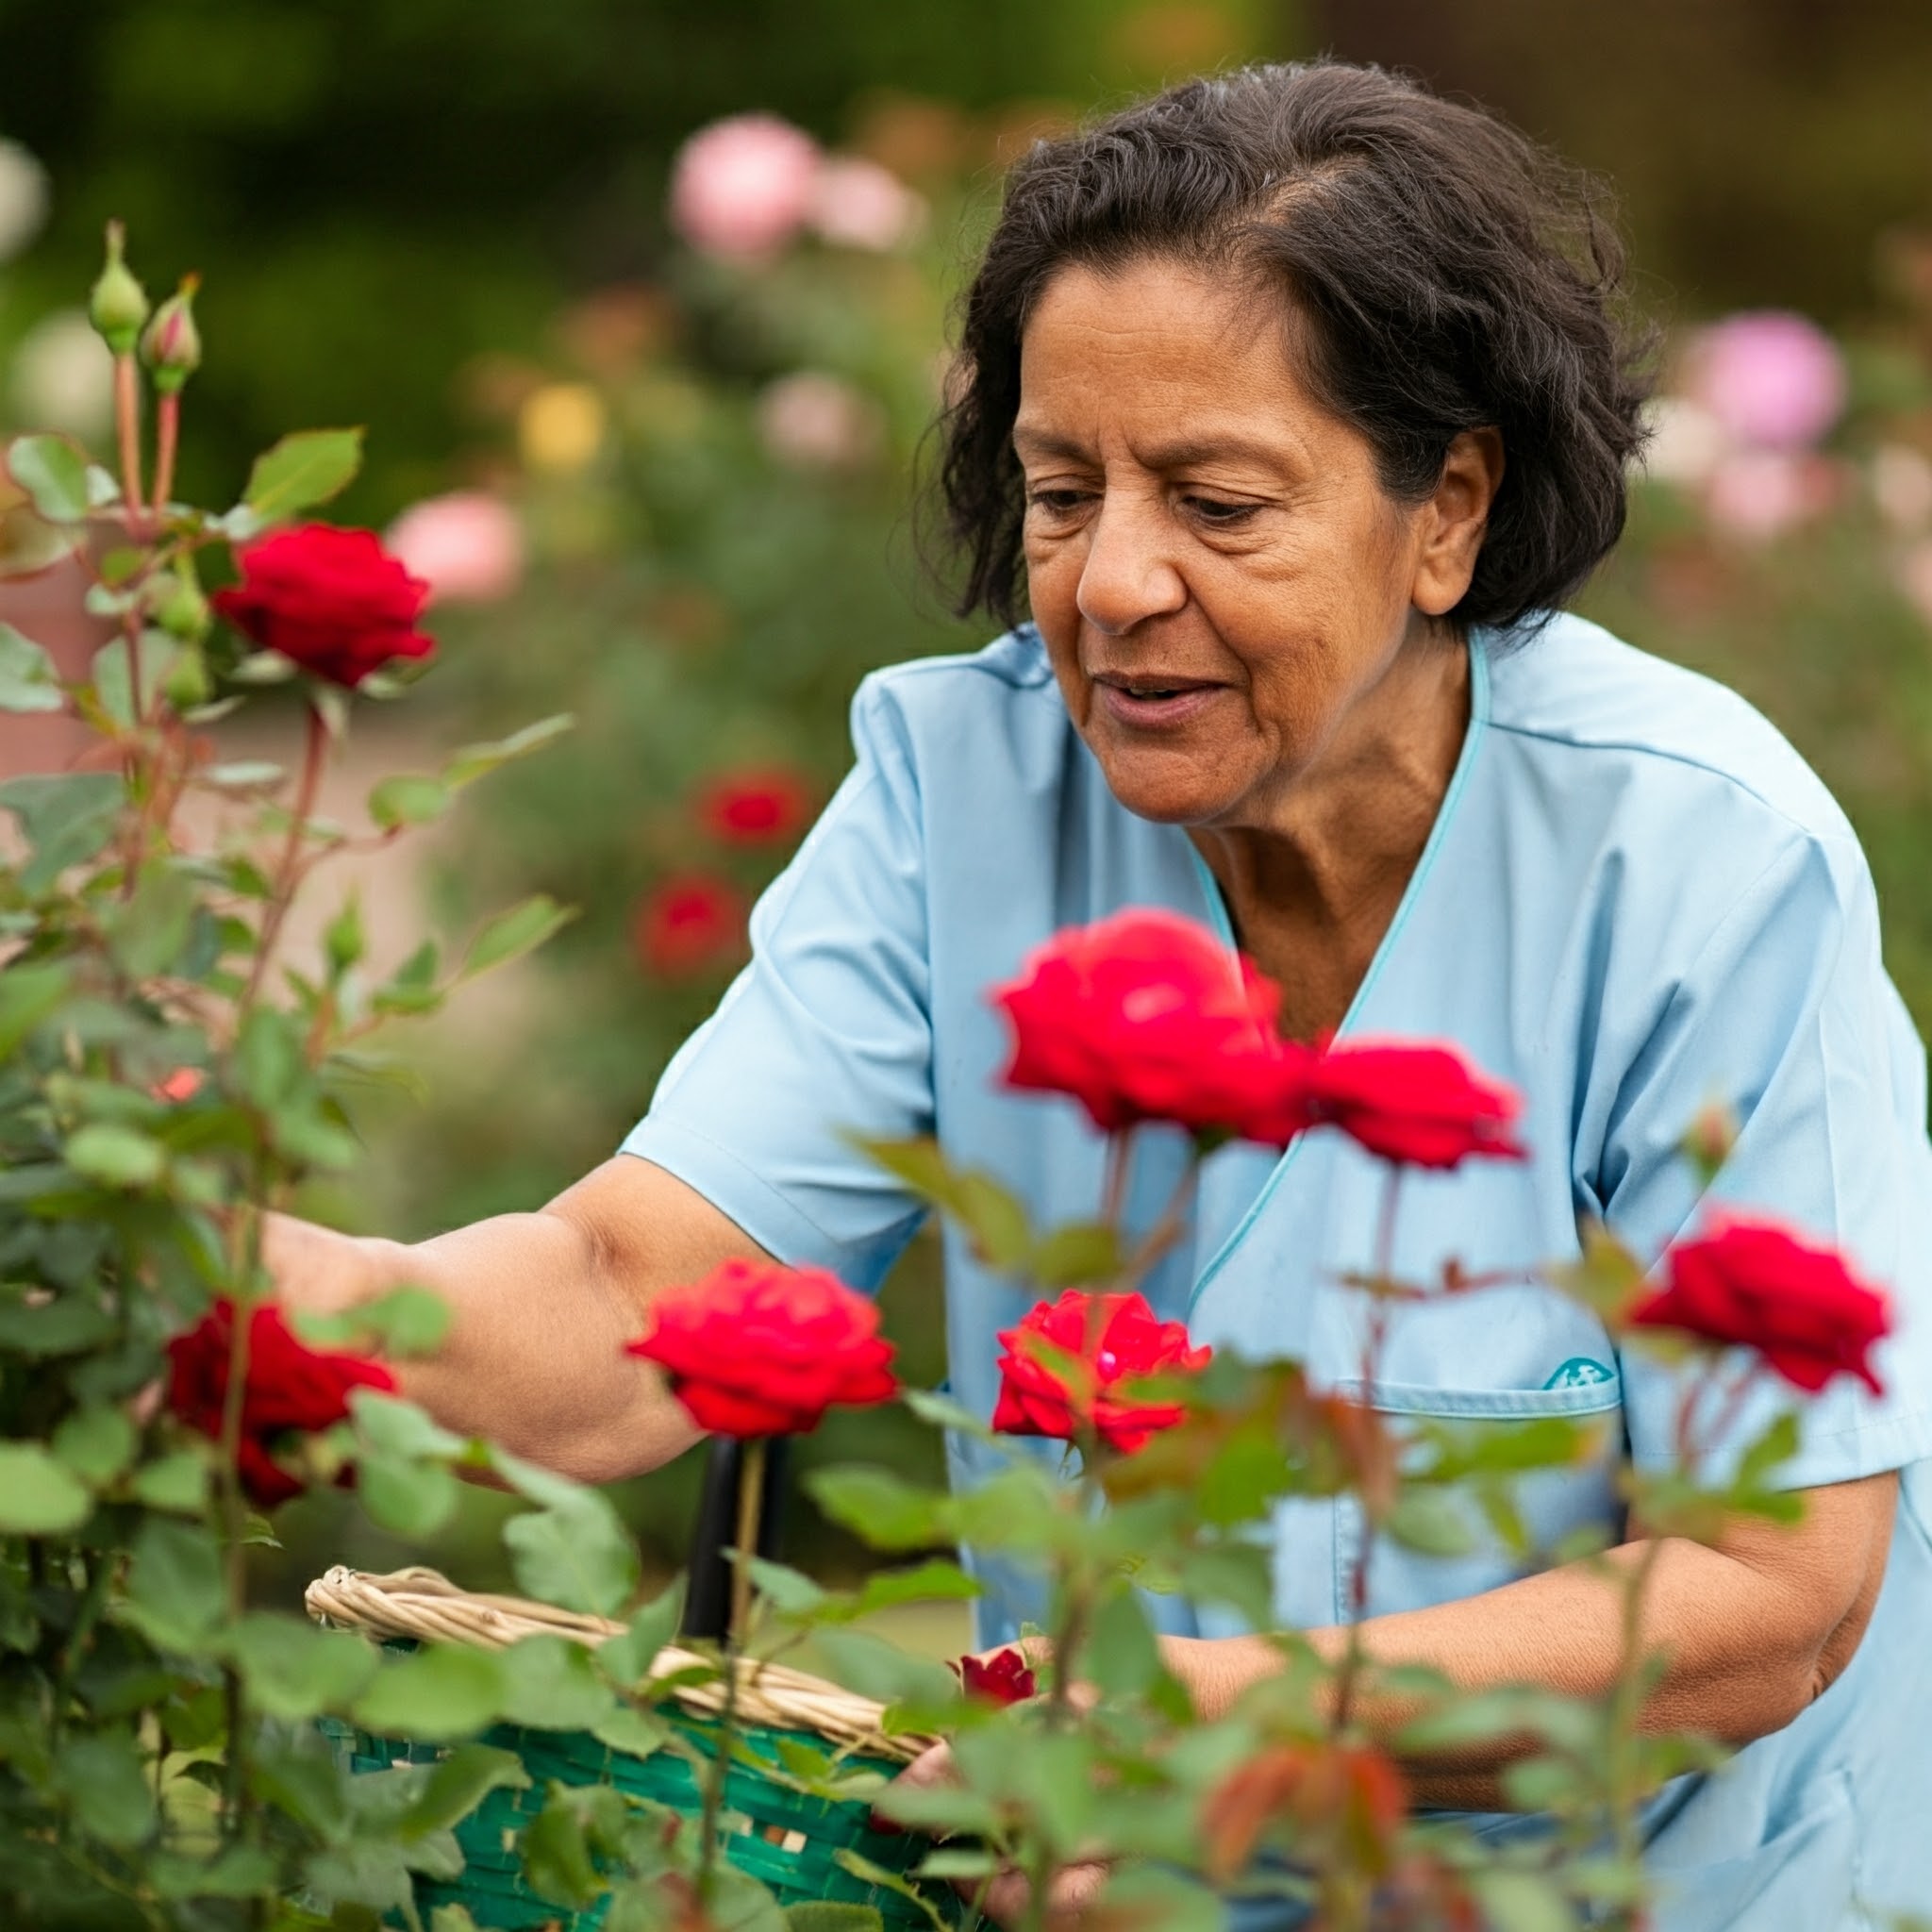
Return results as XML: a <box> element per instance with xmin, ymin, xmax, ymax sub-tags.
<box><xmin>239</xmin><ymin>701</ymin><xmax>328</xmax><ymax>1013</ymax></box>
<box><xmin>697</xmin><ymin>1434</ymin><xmax>764</xmax><ymax>1907</ymax></box>
<box><xmin>1329</xmin><ymin>1164</ymin><xmax>1403</xmax><ymax>1739</ymax></box>
<box><xmin>217</xmin><ymin>1194</ymin><xmax>265</xmax><ymax>1840</ymax></box>
<box><xmin>150</xmin><ymin>391</ymin><xmax>179</xmax><ymax>521</ymax></box>
<box><xmin>113</xmin><ymin>353</ymin><xmax>145</xmax><ymax>538</ymax></box>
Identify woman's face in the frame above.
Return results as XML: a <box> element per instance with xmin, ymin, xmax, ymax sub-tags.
<box><xmin>1016</xmin><ymin>258</ymin><xmax>1493</xmax><ymax>829</ymax></box>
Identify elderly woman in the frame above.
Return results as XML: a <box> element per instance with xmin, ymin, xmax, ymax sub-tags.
<box><xmin>278</xmin><ymin>61</ymin><xmax>1931</xmax><ymax>1929</ymax></box>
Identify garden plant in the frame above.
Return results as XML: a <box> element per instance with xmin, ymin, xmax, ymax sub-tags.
<box><xmin>0</xmin><ymin>222</ymin><xmax>1915</xmax><ymax>1932</ymax></box>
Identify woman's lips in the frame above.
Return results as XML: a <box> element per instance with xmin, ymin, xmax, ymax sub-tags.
<box><xmin>1092</xmin><ymin>678</ymin><xmax>1225</xmax><ymax>728</ymax></box>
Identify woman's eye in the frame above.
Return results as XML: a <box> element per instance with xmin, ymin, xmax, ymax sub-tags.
<box><xmin>1184</xmin><ymin>495</ymin><xmax>1258</xmax><ymax>525</ymax></box>
<box><xmin>1026</xmin><ymin>490</ymin><xmax>1091</xmax><ymax>520</ymax></box>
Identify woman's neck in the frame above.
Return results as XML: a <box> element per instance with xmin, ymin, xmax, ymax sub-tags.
<box><xmin>1187</xmin><ymin>633</ymin><xmax>1472</xmax><ymax>1040</ymax></box>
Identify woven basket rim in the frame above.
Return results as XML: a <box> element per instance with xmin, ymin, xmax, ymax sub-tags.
<box><xmin>306</xmin><ymin>1565</ymin><xmax>933</xmax><ymax>1762</ymax></box>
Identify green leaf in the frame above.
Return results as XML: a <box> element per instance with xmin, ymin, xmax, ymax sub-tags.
<box><xmin>53</xmin><ymin>1405</ymin><xmax>137</xmax><ymax>1487</ymax></box>
<box><xmin>399</xmin><ymin>1741</ymin><xmax>529</xmax><ymax>1839</ymax></box>
<box><xmin>357</xmin><ymin>1452</ymin><xmax>460</xmax><ymax>1538</ymax></box>
<box><xmin>302</xmin><ymin>1287</ymin><xmax>452</xmax><ymax>1361</ymax></box>
<box><xmin>785</xmin><ymin>1907</ymin><xmax>885</xmax><ymax>1932</ymax></box>
<box><xmin>744</xmin><ymin>1556</ymin><xmax>828</xmax><ymax>1617</ymax></box>
<box><xmin>0</xmin><ymin>1289</ymin><xmax>111</xmax><ymax>1357</ymax></box>
<box><xmin>229</xmin><ymin>1611</ymin><xmax>378</xmax><ymax>1720</ymax></box>
<box><xmin>128</xmin><ymin>1448</ymin><xmax>210</xmax><ymax>1513</ymax></box>
<box><xmin>844</xmin><ymin>1559</ymin><xmax>981</xmax><ymax>1619</ymax></box>
<box><xmin>124</xmin><ymin>1518</ymin><xmax>225</xmax><ymax>1650</ymax></box>
<box><xmin>347</xmin><ymin>1386</ymin><xmax>466</xmax><ymax>1457</ymax></box>
<box><xmin>591</xmin><ymin>1704</ymin><xmax>671</xmax><ymax>1758</ymax></box>
<box><xmin>851</xmin><ymin>1137</ymin><xmax>1032</xmax><ymax>1268</ymax></box>
<box><xmin>1464</xmin><ymin>1868</ymin><xmax>1579</xmax><ymax>1932</ymax></box>
<box><xmin>595</xmin><ymin>1579</ymin><xmax>684</xmax><ymax>1688</ymax></box>
<box><xmin>56</xmin><ymin>1731</ymin><xmax>156</xmax><ymax>1848</ymax></box>
<box><xmin>1027</xmin><ymin>1220</ymin><xmax>1124</xmax><ymax>1289</ymax></box>
<box><xmin>460</xmin><ymin>893</ymin><xmax>575</xmax><ymax>978</ymax></box>
<box><xmin>64</xmin><ymin>1122</ymin><xmax>165</xmax><ymax>1189</ymax></box>
<box><xmin>441</xmin><ymin>714</ymin><xmax>575</xmax><ymax>790</ymax></box>
<box><xmin>0</xmin><ymin>1441</ymin><xmax>92</xmax><ymax>1532</ymax></box>
<box><xmin>1083</xmin><ymin>1584</ymin><xmax>1160</xmax><ymax>1695</ymax></box>
<box><xmin>497</xmin><ymin>1634</ymin><xmax>618</xmax><ymax>1731</ymax></box>
<box><xmin>7</xmin><ymin>434</ymin><xmax>92</xmax><ymax>522</ymax></box>
<box><xmin>351</xmin><ymin>1643</ymin><xmax>508</xmax><ymax>1740</ymax></box>
<box><xmin>0</xmin><ymin>772</ymin><xmax>124</xmax><ymax>892</ymax></box>
<box><xmin>367</xmin><ymin>773</ymin><xmax>450</xmax><ymax>831</ymax></box>
<box><xmin>106</xmin><ymin>863</ymin><xmax>197</xmax><ymax>978</ymax></box>
<box><xmin>0</xmin><ymin>623</ymin><xmax>62</xmax><ymax>713</ymax></box>
<box><xmin>519</xmin><ymin>1791</ymin><xmax>604</xmax><ymax>1909</ymax></box>
<box><xmin>242</xmin><ymin>428</ymin><xmax>365</xmax><ymax>523</ymax></box>
<box><xmin>809</xmin><ymin>1627</ymin><xmax>956</xmax><ymax>1707</ymax></box>
<box><xmin>504</xmin><ymin>1493</ymin><xmax>641</xmax><ymax>1618</ymax></box>
<box><xmin>1735</xmin><ymin>1409</ymin><xmax>1801</xmax><ymax>1489</ymax></box>
<box><xmin>806</xmin><ymin>1465</ymin><xmax>950</xmax><ymax>1551</ymax></box>
<box><xmin>899</xmin><ymin>1386</ymin><xmax>991</xmax><ymax>1441</ymax></box>
<box><xmin>1386</xmin><ymin>1487</ymin><xmax>1477</xmax><ymax>1557</ymax></box>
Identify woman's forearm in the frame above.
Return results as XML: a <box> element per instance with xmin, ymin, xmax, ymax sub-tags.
<box><xmin>264</xmin><ymin>1156</ymin><xmax>768</xmax><ymax>1483</ymax></box>
<box><xmin>1162</xmin><ymin>1475</ymin><xmax>1893</xmax><ymax>1810</ymax></box>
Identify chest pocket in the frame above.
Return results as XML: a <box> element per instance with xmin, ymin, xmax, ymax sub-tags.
<box><xmin>1268</xmin><ymin>1280</ymin><xmax>1628</xmax><ymax>1628</ymax></box>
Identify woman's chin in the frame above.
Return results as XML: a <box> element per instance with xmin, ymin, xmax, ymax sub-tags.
<box><xmin>1094</xmin><ymin>760</ymin><xmax>1248</xmax><ymax>828</ymax></box>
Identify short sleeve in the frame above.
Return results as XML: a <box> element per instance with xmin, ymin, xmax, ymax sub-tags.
<box><xmin>618</xmin><ymin>676</ymin><xmax>931</xmax><ymax>1289</ymax></box>
<box><xmin>1601</xmin><ymin>830</ymin><xmax>1932</xmax><ymax>1489</ymax></box>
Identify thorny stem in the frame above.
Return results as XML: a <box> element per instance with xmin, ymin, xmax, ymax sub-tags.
<box><xmin>240</xmin><ymin>703</ymin><xmax>328</xmax><ymax>1013</ymax></box>
<box><xmin>697</xmin><ymin>1436</ymin><xmax>765</xmax><ymax>1908</ymax></box>
<box><xmin>216</xmin><ymin>1194</ymin><xmax>265</xmax><ymax>1841</ymax></box>
<box><xmin>1329</xmin><ymin>1166</ymin><xmax>1404</xmax><ymax>1740</ymax></box>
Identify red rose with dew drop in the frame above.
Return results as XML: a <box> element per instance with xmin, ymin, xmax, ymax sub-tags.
<box><xmin>1299</xmin><ymin>1038</ymin><xmax>1525</xmax><ymax>1171</ymax></box>
<box><xmin>1629</xmin><ymin>1213</ymin><xmax>1891</xmax><ymax>1396</ymax></box>
<box><xmin>634</xmin><ymin>872</ymin><xmax>747</xmax><ymax>979</ymax></box>
<box><xmin>957</xmin><ymin>1646</ymin><xmax>1037</xmax><ymax>1706</ymax></box>
<box><xmin>991</xmin><ymin>909</ymin><xmax>1315</xmax><ymax>1147</ymax></box>
<box><xmin>211</xmin><ymin>524</ymin><xmax>434</xmax><ymax>691</ymax></box>
<box><xmin>696</xmin><ymin>766</ymin><xmax>814</xmax><ymax>846</ymax></box>
<box><xmin>624</xmin><ymin>1257</ymin><xmax>899</xmax><ymax>1437</ymax></box>
<box><xmin>991</xmin><ymin>1289</ymin><xmax>1211</xmax><ymax>1455</ymax></box>
<box><xmin>165</xmin><ymin>1299</ymin><xmax>396</xmax><ymax>1507</ymax></box>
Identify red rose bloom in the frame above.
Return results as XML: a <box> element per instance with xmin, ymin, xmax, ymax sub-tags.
<box><xmin>958</xmin><ymin>1646</ymin><xmax>1037</xmax><ymax>1706</ymax></box>
<box><xmin>165</xmin><ymin>1299</ymin><xmax>397</xmax><ymax>1507</ymax></box>
<box><xmin>991</xmin><ymin>909</ymin><xmax>1313</xmax><ymax>1146</ymax></box>
<box><xmin>634</xmin><ymin>873</ymin><xmax>748</xmax><ymax>979</ymax></box>
<box><xmin>211</xmin><ymin>524</ymin><xmax>434</xmax><ymax>690</ymax></box>
<box><xmin>624</xmin><ymin>1257</ymin><xmax>899</xmax><ymax>1437</ymax></box>
<box><xmin>1630</xmin><ymin>1214</ymin><xmax>1891</xmax><ymax>1396</ymax></box>
<box><xmin>1299</xmin><ymin>1039</ymin><xmax>1525</xmax><ymax>1170</ymax></box>
<box><xmin>697</xmin><ymin>766</ymin><xmax>814</xmax><ymax>846</ymax></box>
<box><xmin>991</xmin><ymin>1289</ymin><xmax>1211</xmax><ymax>1455</ymax></box>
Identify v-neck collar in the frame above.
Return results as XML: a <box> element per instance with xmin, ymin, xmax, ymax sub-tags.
<box><xmin>1183</xmin><ymin>636</ymin><xmax>1492</xmax><ymax>1314</ymax></box>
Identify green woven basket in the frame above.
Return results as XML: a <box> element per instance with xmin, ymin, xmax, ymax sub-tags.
<box><xmin>308</xmin><ymin>1567</ymin><xmax>963</xmax><ymax>1931</ymax></box>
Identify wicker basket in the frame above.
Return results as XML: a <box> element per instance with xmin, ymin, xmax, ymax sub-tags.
<box><xmin>308</xmin><ymin>1565</ymin><xmax>962</xmax><ymax>1930</ymax></box>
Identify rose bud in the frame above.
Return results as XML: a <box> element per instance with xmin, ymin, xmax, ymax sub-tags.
<box><xmin>141</xmin><ymin>275</ymin><xmax>202</xmax><ymax>393</ymax></box>
<box><xmin>154</xmin><ymin>563</ymin><xmax>210</xmax><ymax>643</ymax></box>
<box><xmin>89</xmin><ymin>220</ymin><xmax>150</xmax><ymax>357</ymax></box>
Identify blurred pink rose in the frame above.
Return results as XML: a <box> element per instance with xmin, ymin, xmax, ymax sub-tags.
<box><xmin>756</xmin><ymin>371</ymin><xmax>883</xmax><ymax>470</ymax></box>
<box><xmin>1686</xmin><ymin>311</ymin><xmax>1846</xmax><ymax>450</ymax></box>
<box><xmin>1703</xmin><ymin>449</ymin><xmax>1839</xmax><ymax>541</ymax></box>
<box><xmin>386</xmin><ymin>491</ymin><xmax>525</xmax><ymax>606</ymax></box>
<box><xmin>1899</xmin><ymin>541</ymin><xmax>1932</xmax><ymax>628</ymax></box>
<box><xmin>809</xmin><ymin>156</ymin><xmax>924</xmax><ymax>252</ymax></box>
<box><xmin>670</xmin><ymin>114</ymin><xmax>822</xmax><ymax>261</ymax></box>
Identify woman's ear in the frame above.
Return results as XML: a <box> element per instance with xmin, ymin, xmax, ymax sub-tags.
<box><xmin>1410</xmin><ymin>427</ymin><xmax>1505</xmax><ymax>618</ymax></box>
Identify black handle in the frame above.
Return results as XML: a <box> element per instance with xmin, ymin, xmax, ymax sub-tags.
<box><xmin>679</xmin><ymin>1436</ymin><xmax>790</xmax><ymax>1642</ymax></box>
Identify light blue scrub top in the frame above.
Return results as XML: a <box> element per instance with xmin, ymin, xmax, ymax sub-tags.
<box><xmin>622</xmin><ymin>614</ymin><xmax>1932</xmax><ymax>1929</ymax></box>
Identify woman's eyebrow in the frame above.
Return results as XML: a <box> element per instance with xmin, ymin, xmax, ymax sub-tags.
<box><xmin>1010</xmin><ymin>425</ymin><xmax>1288</xmax><ymax>471</ymax></box>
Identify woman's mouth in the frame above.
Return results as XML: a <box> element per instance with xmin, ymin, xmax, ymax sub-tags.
<box><xmin>1091</xmin><ymin>675</ymin><xmax>1224</xmax><ymax>728</ymax></box>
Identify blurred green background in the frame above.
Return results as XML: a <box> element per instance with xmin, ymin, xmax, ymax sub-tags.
<box><xmin>3</xmin><ymin>0</ymin><xmax>1931</xmax><ymax>1599</ymax></box>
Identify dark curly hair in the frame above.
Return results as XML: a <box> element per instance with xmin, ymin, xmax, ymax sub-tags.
<box><xmin>933</xmin><ymin>59</ymin><xmax>1655</xmax><ymax>634</ymax></box>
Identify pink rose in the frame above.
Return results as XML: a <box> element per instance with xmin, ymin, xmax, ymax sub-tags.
<box><xmin>669</xmin><ymin>114</ymin><xmax>822</xmax><ymax>261</ymax></box>
<box><xmin>1702</xmin><ymin>449</ymin><xmax>1838</xmax><ymax>541</ymax></box>
<box><xmin>808</xmin><ymin>157</ymin><xmax>924</xmax><ymax>252</ymax></box>
<box><xmin>386</xmin><ymin>491</ymin><xmax>525</xmax><ymax>606</ymax></box>
<box><xmin>1685</xmin><ymin>311</ymin><xmax>1846</xmax><ymax>451</ymax></box>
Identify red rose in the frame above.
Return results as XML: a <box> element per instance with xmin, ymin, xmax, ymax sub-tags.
<box><xmin>697</xmin><ymin>766</ymin><xmax>814</xmax><ymax>846</ymax></box>
<box><xmin>211</xmin><ymin>524</ymin><xmax>434</xmax><ymax>690</ymax></box>
<box><xmin>991</xmin><ymin>909</ymin><xmax>1314</xmax><ymax>1145</ymax></box>
<box><xmin>624</xmin><ymin>1257</ymin><xmax>899</xmax><ymax>1437</ymax></box>
<box><xmin>165</xmin><ymin>1299</ymin><xmax>397</xmax><ymax>1507</ymax></box>
<box><xmin>991</xmin><ymin>1289</ymin><xmax>1211</xmax><ymax>1455</ymax></box>
<box><xmin>958</xmin><ymin>1646</ymin><xmax>1037</xmax><ymax>1706</ymax></box>
<box><xmin>1299</xmin><ymin>1039</ymin><xmax>1525</xmax><ymax>1170</ymax></box>
<box><xmin>1630</xmin><ymin>1214</ymin><xmax>1891</xmax><ymax>1396</ymax></box>
<box><xmin>634</xmin><ymin>873</ymin><xmax>748</xmax><ymax>979</ymax></box>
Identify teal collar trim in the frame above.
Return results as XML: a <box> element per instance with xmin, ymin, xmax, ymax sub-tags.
<box><xmin>1183</xmin><ymin>636</ymin><xmax>1492</xmax><ymax>1316</ymax></box>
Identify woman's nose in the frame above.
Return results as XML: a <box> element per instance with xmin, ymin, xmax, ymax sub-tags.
<box><xmin>1074</xmin><ymin>499</ymin><xmax>1187</xmax><ymax>635</ymax></box>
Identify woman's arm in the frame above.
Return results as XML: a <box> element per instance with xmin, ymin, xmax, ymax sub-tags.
<box><xmin>1164</xmin><ymin>1472</ymin><xmax>1898</xmax><ymax>1809</ymax></box>
<box><xmin>265</xmin><ymin>1156</ymin><xmax>768</xmax><ymax>1483</ymax></box>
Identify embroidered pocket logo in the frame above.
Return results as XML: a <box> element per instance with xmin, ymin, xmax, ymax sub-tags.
<box><xmin>1543</xmin><ymin>1357</ymin><xmax>1615</xmax><ymax>1390</ymax></box>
